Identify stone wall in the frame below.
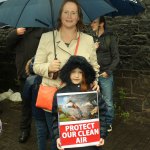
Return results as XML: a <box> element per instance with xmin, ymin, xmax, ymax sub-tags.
<box><xmin>106</xmin><ymin>0</ymin><xmax>150</xmax><ymax>113</ymax></box>
<box><xmin>0</xmin><ymin>0</ymin><xmax>149</xmax><ymax>113</ymax></box>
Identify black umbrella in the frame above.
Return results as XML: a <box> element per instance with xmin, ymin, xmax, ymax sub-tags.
<box><xmin>105</xmin><ymin>0</ymin><xmax>145</xmax><ymax>16</ymax></box>
<box><xmin>0</xmin><ymin>0</ymin><xmax>116</xmax><ymax>60</ymax></box>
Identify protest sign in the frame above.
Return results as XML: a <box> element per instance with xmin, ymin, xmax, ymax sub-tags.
<box><xmin>57</xmin><ymin>91</ymin><xmax>100</xmax><ymax>148</ymax></box>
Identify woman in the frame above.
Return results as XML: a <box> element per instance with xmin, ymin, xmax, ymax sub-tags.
<box><xmin>33</xmin><ymin>0</ymin><xmax>99</xmax><ymax>149</ymax></box>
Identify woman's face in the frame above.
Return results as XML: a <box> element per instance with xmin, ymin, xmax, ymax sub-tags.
<box><xmin>91</xmin><ymin>18</ymin><xmax>99</xmax><ymax>32</ymax></box>
<box><xmin>61</xmin><ymin>2</ymin><xmax>79</xmax><ymax>29</ymax></box>
<box><xmin>70</xmin><ymin>68</ymin><xmax>83</xmax><ymax>85</ymax></box>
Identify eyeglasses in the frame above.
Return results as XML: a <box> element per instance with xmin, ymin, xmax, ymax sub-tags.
<box><xmin>63</xmin><ymin>11</ymin><xmax>78</xmax><ymax>17</ymax></box>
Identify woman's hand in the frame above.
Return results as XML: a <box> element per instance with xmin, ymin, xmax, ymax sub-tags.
<box><xmin>16</xmin><ymin>28</ymin><xmax>26</xmax><ymax>35</ymax></box>
<box><xmin>56</xmin><ymin>138</ymin><xmax>64</xmax><ymax>150</ymax></box>
<box><xmin>91</xmin><ymin>81</ymin><xmax>99</xmax><ymax>91</ymax></box>
<box><xmin>96</xmin><ymin>138</ymin><xmax>105</xmax><ymax>146</ymax></box>
<box><xmin>48</xmin><ymin>59</ymin><xmax>61</xmax><ymax>73</ymax></box>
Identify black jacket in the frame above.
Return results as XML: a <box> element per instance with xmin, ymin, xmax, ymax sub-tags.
<box><xmin>95</xmin><ymin>31</ymin><xmax>120</xmax><ymax>75</ymax></box>
<box><xmin>52</xmin><ymin>84</ymin><xmax>107</xmax><ymax>143</ymax></box>
<box><xmin>7</xmin><ymin>28</ymin><xmax>49</xmax><ymax>79</ymax></box>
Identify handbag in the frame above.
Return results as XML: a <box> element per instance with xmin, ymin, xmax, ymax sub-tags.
<box><xmin>36</xmin><ymin>85</ymin><xmax>57</xmax><ymax>111</ymax></box>
<box><xmin>36</xmin><ymin>36</ymin><xmax>80</xmax><ymax>111</ymax></box>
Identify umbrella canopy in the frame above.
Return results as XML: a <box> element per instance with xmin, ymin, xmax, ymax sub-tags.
<box><xmin>105</xmin><ymin>0</ymin><xmax>145</xmax><ymax>16</ymax></box>
<box><xmin>0</xmin><ymin>0</ymin><xmax>117</xmax><ymax>28</ymax></box>
<box><xmin>0</xmin><ymin>22</ymin><xmax>9</xmax><ymax>28</ymax></box>
<box><xmin>0</xmin><ymin>0</ymin><xmax>6</xmax><ymax>5</ymax></box>
<box><xmin>0</xmin><ymin>0</ymin><xmax>7</xmax><ymax>2</ymax></box>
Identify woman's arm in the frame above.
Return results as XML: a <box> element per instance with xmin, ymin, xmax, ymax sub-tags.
<box><xmin>89</xmin><ymin>40</ymin><xmax>100</xmax><ymax>79</ymax></box>
<box><xmin>89</xmin><ymin>37</ymin><xmax>100</xmax><ymax>91</ymax></box>
<box><xmin>33</xmin><ymin>32</ymin><xmax>61</xmax><ymax>79</ymax></box>
<box><xmin>33</xmin><ymin>33</ymin><xmax>53</xmax><ymax>78</ymax></box>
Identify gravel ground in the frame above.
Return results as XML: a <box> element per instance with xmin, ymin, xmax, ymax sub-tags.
<box><xmin>0</xmin><ymin>100</ymin><xmax>150</xmax><ymax>150</ymax></box>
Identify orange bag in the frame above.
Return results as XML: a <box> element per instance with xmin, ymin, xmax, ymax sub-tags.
<box><xmin>36</xmin><ymin>85</ymin><xmax>57</xmax><ymax>111</ymax></box>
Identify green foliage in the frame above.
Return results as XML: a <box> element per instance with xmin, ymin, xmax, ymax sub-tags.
<box><xmin>118</xmin><ymin>88</ymin><xmax>126</xmax><ymax>101</ymax></box>
<box><xmin>115</xmin><ymin>88</ymin><xmax>130</xmax><ymax>122</ymax></box>
<box><xmin>120</xmin><ymin>111</ymin><xmax>130</xmax><ymax>122</ymax></box>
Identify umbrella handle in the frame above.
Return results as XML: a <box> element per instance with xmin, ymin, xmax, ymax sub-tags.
<box><xmin>52</xmin><ymin>58</ymin><xmax>58</xmax><ymax>79</ymax></box>
<box><xmin>53</xmin><ymin>72</ymin><xmax>58</xmax><ymax>80</ymax></box>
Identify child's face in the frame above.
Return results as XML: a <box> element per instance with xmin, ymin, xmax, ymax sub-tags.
<box><xmin>70</xmin><ymin>68</ymin><xmax>83</xmax><ymax>84</ymax></box>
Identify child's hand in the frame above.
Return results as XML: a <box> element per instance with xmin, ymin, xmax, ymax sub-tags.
<box><xmin>25</xmin><ymin>58</ymin><xmax>32</xmax><ymax>75</ymax></box>
<box><xmin>96</xmin><ymin>138</ymin><xmax>105</xmax><ymax>146</ymax></box>
<box><xmin>91</xmin><ymin>81</ymin><xmax>99</xmax><ymax>91</ymax></box>
<box><xmin>56</xmin><ymin>138</ymin><xmax>64</xmax><ymax>150</ymax></box>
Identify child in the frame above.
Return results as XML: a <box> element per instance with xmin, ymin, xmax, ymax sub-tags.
<box><xmin>52</xmin><ymin>56</ymin><xmax>107</xmax><ymax>150</ymax></box>
<box><xmin>22</xmin><ymin>57</ymin><xmax>57</xmax><ymax>150</ymax></box>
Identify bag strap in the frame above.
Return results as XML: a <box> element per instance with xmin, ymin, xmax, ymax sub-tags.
<box><xmin>74</xmin><ymin>36</ymin><xmax>80</xmax><ymax>56</ymax></box>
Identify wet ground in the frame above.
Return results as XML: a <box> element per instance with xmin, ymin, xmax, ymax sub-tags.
<box><xmin>0</xmin><ymin>100</ymin><xmax>150</xmax><ymax>150</ymax></box>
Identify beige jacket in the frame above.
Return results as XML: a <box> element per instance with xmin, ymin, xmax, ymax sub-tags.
<box><xmin>33</xmin><ymin>30</ymin><xmax>99</xmax><ymax>88</ymax></box>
